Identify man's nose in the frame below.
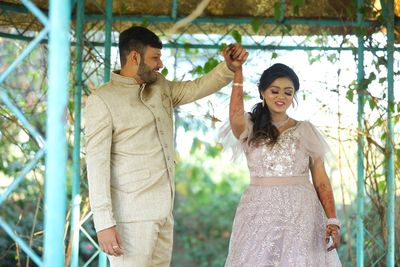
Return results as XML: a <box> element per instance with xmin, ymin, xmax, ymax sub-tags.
<box><xmin>158</xmin><ymin>60</ymin><xmax>164</xmax><ymax>69</ymax></box>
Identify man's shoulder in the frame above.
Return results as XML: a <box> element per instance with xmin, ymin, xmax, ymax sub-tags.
<box><xmin>153</xmin><ymin>73</ymin><xmax>171</xmax><ymax>94</ymax></box>
<box><xmin>90</xmin><ymin>81</ymin><xmax>123</xmax><ymax>103</ymax></box>
<box><xmin>154</xmin><ymin>72</ymin><xmax>168</xmax><ymax>84</ymax></box>
<box><xmin>93</xmin><ymin>81</ymin><xmax>112</xmax><ymax>94</ymax></box>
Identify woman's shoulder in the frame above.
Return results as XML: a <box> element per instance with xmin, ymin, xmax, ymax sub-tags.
<box><xmin>293</xmin><ymin>120</ymin><xmax>318</xmax><ymax>132</ymax></box>
<box><xmin>291</xmin><ymin>120</ymin><xmax>324</xmax><ymax>141</ymax></box>
<box><xmin>294</xmin><ymin>120</ymin><xmax>313</xmax><ymax>126</ymax></box>
<box><xmin>292</xmin><ymin>120</ymin><xmax>331</xmax><ymax>160</ymax></box>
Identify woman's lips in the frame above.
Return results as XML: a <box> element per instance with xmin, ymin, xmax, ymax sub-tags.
<box><xmin>275</xmin><ymin>101</ymin><xmax>285</xmax><ymax>107</ymax></box>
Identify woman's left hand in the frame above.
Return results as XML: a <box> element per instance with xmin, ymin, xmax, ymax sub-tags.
<box><xmin>326</xmin><ymin>224</ymin><xmax>340</xmax><ymax>251</ymax></box>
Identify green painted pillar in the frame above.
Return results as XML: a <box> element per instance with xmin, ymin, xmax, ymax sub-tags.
<box><xmin>70</xmin><ymin>0</ymin><xmax>85</xmax><ymax>266</ymax></box>
<box><xmin>356</xmin><ymin>0</ymin><xmax>365</xmax><ymax>266</ymax></box>
<box><xmin>104</xmin><ymin>0</ymin><xmax>112</xmax><ymax>82</ymax></box>
<box><xmin>385</xmin><ymin>0</ymin><xmax>395</xmax><ymax>266</ymax></box>
<box><xmin>98</xmin><ymin>0</ymin><xmax>113</xmax><ymax>266</ymax></box>
<box><xmin>43</xmin><ymin>0</ymin><xmax>71</xmax><ymax>266</ymax></box>
<box><xmin>172</xmin><ymin>0</ymin><xmax>178</xmax><ymax>20</ymax></box>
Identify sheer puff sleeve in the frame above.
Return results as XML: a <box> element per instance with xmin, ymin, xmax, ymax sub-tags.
<box><xmin>218</xmin><ymin>112</ymin><xmax>253</xmax><ymax>161</ymax></box>
<box><xmin>294</xmin><ymin>121</ymin><xmax>331</xmax><ymax>164</ymax></box>
<box><xmin>239</xmin><ymin>112</ymin><xmax>254</xmax><ymax>143</ymax></box>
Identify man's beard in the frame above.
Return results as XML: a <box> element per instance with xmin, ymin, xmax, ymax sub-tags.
<box><xmin>137</xmin><ymin>60</ymin><xmax>157</xmax><ymax>84</ymax></box>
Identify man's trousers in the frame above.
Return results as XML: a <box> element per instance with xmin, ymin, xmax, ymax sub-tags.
<box><xmin>108</xmin><ymin>214</ymin><xmax>173</xmax><ymax>267</ymax></box>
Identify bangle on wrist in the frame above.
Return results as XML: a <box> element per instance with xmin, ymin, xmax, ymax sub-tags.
<box><xmin>326</xmin><ymin>218</ymin><xmax>341</xmax><ymax>229</ymax></box>
<box><xmin>233</xmin><ymin>83</ymin><xmax>243</xmax><ymax>87</ymax></box>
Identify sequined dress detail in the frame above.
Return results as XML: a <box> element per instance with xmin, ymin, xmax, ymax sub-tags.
<box><xmin>224</xmin><ymin>117</ymin><xmax>341</xmax><ymax>267</ymax></box>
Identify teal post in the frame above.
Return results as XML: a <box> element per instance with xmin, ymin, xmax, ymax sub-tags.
<box><xmin>172</xmin><ymin>0</ymin><xmax>178</xmax><ymax>20</ymax></box>
<box><xmin>104</xmin><ymin>0</ymin><xmax>112</xmax><ymax>82</ymax></box>
<box><xmin>43</xmin><ymin>0</ymin><xmax>71</xmax><ymax>266</ymax></box>
<box><xmin>385</xmin><ymin>0</ymin><xmax>395</xmax><ymax>265</ymax></box>
<box><xmin>98</xmin><ymin>0</ymin><xmax>113</xmax><ymax>266</ymax></box>
<box><xmin>356</xmin><ymin>0</ymin><xmax>365</xmax><ymax>266</ymax></box>
<box><xmin>70</xmin><ymin>0</ymin><xmax>85</xmax><ymax>266</ymax></box>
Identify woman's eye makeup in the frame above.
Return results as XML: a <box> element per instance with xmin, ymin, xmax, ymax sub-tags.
<box><xmin>270</xmin><ymin>87</ymin><xmax>280</xmax><ymax>93</ymax></box>
<box><xmin>269</xmin><ymin>87</ymin><xmax>293</xmax><ymax>96</ymax></box>
<box><xmin>285</xmin><ymin>90</ymin><xmax>293</xmax><ymax>96</ymax></box>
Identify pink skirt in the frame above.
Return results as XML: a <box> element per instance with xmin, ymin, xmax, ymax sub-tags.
<box><xmin>225</xmin><ymin>176</ymin><xmax>341</xmax><ymax>267</ymax></box>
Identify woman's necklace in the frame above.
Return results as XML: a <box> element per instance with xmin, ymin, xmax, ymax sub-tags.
<box><xmin>272</xmin><ymin>116</ymin><xmax>290</xmax><ymax>128</ymax></box>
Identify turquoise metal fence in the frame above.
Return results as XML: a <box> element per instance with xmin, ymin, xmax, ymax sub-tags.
<box><xmin>70</xmin><ymin>0</ymin><xmax>85</xmax><ymax>266</ymax></box>
<box><xmin>0</xmin><ymin>0</ymin><xmax>397</xmax><ymax>266</ymax></box>
<box><xmin>43</xmin><ymin>0</ymin><xmax>71</xmax><ymax>266</ymax></box>
<box><xmin>385</xmin><ymin>0</ymin><xmax>396</xmax><ymax>266</ymax></box>
<box><xmin>0</xmin><ymin>1</ymin><xmax>48</xmax><ymax>266</ymax></box>
<box><xmin>356</xmin><ymin>1</ymin><xmax>366</xmax><ymax>266</ymax></box>
<box><xmin>0</xmin><ymin>0</ymin><xmax>71</xmax><ymax>266</ymax></box>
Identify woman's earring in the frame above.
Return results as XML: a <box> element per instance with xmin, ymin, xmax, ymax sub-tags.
<box><xmin>262</xmin><ymin>97</ymin><xmax>265</xmax><ymax>107</ymax></box>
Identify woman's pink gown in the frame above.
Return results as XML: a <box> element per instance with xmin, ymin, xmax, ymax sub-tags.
<box><xmin>224</xmin><ymin>116</ymin><xmax>342</xmax><ymax>267</ymax></box>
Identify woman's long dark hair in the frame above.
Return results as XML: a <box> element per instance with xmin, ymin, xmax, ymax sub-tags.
<box><xmin>248</xmin><ymin>103</ymin><xmax>279</xmax><ymax>146</ymax></box>
<box><xmin>248</xmin><ymin>64</ymin><xmax>300</xmax><ymax>146</ymax></box>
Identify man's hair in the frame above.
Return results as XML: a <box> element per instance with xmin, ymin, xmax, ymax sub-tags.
<box><xmin>118</xmin><ymin>26</ymin><xmax>163</xmax><ymax>67</ymax></box>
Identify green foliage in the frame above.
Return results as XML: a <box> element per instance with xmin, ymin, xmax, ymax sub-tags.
<box><xmin>190</xmin><ymin>137</ymin><xmax>223</xmax><ymax>158</ymax></box>
<box><xmin>230</xmin><ymin>30</ymin><xmax>242</xmax><ymax>44</ymax></box>
<box><xmin>274</xmin><ymin>2</ymin><xmax>284</xmax><ymax>21</ymax></box>
<box><xmin>219</xmin><ymin>43</ymin><xmax>228</xmax><ymax>52</ymax></box>
<box><xmin>307</xmin><ymin>52</ymin><xmax>323</xmax><ymax>65</ymax></box>
<box><xmin>1</xmin><ymin>8</ymin><xmax>399</xmax><ymax>266</ymax></box>
<box><xmin>141</xmin><ymin>17</ymin><xmax>150</xmax><ymax>27</ymax></box>
<box><xmin>291</xmin><ymin>0</ymin><xmax>305</xmax><ymax>16</ymax></box>
<box><xmin>279</xmin><ymin>24</ymin><xmax>293</xmax><ymax>36</ymax></box>
<box><xmin>161</xmin><ymin>67</ymin><xmax>169</xmax><ymax>76</ymax></box>
<box><xmin>346</xmin><ymin>86</ymin><xmax>355</xmax><ymax>103</ymax></box>
<box><xmin>0</xmin><ymin>178</ymin><xmax>44</xmax><ymax>266</ymax></box>
<box><xmin>184</xmin><ymin>42</ymin><xmax>197</xmax><ymax>54</ymax></box>
<box><xmin>190</xmin><ymin>65</ymin><xmax>205</xmax><ymax>76</ymax></box>
<box><xmin>250</xmin><ymin>18</ymin><xmax>261</xmax><ymax>33</ymax></box>
<box><xmin>204</xmin><ymin>58</ymin><xmax>219</xmax><ymax>74</ymax></box>
<box><xmin>172</xmin><ymin>138</ymin><xmax>247</xmax><ymax>267</ymax></box>
<box><xmin>190</xmin><ymin>57</ymin><xmax>220</xmax><ymax>77</ymax></box>
<box><xmin>368</xmin><ymin>97</ymin><xmax>377</xmax><ymax>110</ymax></box>
<box><xmin>0</xmin><ymin>38</ymin><xmax>92</xmax><ymax>266</ymax></box>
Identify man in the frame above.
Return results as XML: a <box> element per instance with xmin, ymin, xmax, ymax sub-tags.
<box><xmin>84</xmin><ymin>26</ymin><xmax>247</xmax><ymax>266</ymax></box>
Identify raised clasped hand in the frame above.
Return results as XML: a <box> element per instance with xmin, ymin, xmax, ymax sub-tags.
<box><xmin>223</xmin><ymin>43</ymin><xmax>249</xmax><ymax>72</ymax></box>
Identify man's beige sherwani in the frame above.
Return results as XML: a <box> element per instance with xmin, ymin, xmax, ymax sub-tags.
<box><xmin>84</xmin><ymin>62</ymin><xmax>234</xmax><ymax>232</ymax></box>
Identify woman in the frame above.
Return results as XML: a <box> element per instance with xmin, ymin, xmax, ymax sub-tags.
<box><xmin>224</xmin><ymin>58</ymin><xmax>342</xmax><ymax>266</ymax></box>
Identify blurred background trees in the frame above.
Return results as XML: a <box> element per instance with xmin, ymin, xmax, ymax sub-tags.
<box><xmin>0</xmin><ymin>2</ymin><xmax>399</xmax><ymax>265</ymax></box>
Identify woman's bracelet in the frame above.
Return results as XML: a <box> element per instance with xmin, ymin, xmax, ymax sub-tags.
<box><xmin>232</xmin><ymin>83</ymin><xmax>243</xmax><ymax>87</ymax></box>
<box><xmin>326</xmin><ymin>218</ymin><xmax>341</xmax><ymax>229</ymax></box>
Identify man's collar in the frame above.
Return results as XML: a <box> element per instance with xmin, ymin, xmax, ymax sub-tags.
<box><xmin>111</xmin><ymin>70</ymin><xmax>141</xmax><ymax>86</ymax></box>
